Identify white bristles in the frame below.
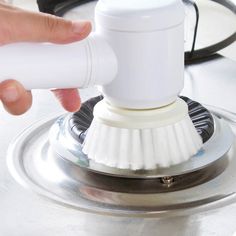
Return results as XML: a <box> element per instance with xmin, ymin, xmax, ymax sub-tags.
<box><xmin>82</xmin><ymin>99</ymin><xmax>203</xmax><ymax>170</ymax></box>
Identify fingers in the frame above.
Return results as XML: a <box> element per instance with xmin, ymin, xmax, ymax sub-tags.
<box><xmin>0</xmin><ymin>4</ymin><xmax>89</xmax><ymax>115</ymax></box>
<box><xmin>0</xmin><ymin>5</ymin><xmax>92</xmax><ymax>45</ymax></box>
<box><xmin>0</xmin><ymin>82</ymin><xmax>81</xmax><ymax>115</ymax></box>
<box><xmin>53</xmin><ymin>89</ymin><xmax>81</xmax><ymax>112</ymax></box>
<box><xmin>0</xmin><ymin>80</ymin><xmax>32</xmax><ymax>115</ymax></box>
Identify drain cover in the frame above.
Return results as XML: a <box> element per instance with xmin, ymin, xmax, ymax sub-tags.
<box><xmin>7</xmin><ymin>107</ymin><xmax>236</xmax><ymax>217</ymax></box>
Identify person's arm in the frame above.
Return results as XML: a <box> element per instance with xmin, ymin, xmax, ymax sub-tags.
<box><xmin>0</xmin><ymin>2</ymin><xmax>91</xmax><ymax>115</ymax></box>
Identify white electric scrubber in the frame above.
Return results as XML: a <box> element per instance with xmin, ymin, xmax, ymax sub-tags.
<box><xmin>83</xmin><ymin>0</ymin><xmax>202</xmax><ymax>169</ymax></box>
<box><xmin>83</xmin><ymin>99</ymin><xmax>202</xmax><ymax>170</ymax></box>
<box><xmin>0</xmin><ymin>0</ymin><xmax>203</xmax><ymax>170</ymax></box>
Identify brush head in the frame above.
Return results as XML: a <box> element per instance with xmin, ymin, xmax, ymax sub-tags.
<box><xmin>82</xmin><ymin>98</ymin><xmax>203</xmax><ymax>170</ymax></box>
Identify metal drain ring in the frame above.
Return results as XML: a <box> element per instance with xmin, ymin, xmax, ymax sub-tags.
<box><xmin>6</xmin><ymin>111</ymin><xmax>236</xmax><ymax>217</ymax></box>
<box><xmin>49</xmin><ymin>114</ymin><xmax>233</xmax><ymax>179</ymax></box>
<box><xmin>47</xmin><ymin>148</ymin><xmax>229</xmax><ymax>193</ymax></box>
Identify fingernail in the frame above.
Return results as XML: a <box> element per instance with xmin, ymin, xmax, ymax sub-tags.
<box><xmin>72</xmin><ymin>21</ymin><xmax>90</xmax><ymax>34</ymax></box>
<box><xmin>1</xmin><ymin>85</ymin><xmax>19</xmax><ymax>103</ymax></box>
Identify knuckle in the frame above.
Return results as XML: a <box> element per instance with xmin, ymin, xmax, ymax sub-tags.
<box><xmin>0</xmin><ymin>25</ymin><xmax>13</xmax><ymax>45</ymax></box>
<box><xmin>0</xmin><ymin>9</ymin><xmax>17</xmax><ymax>44</ymax></box>
<box><xmin>43</xmin><ymin>14</ymin><xmax>60</xmax><ymax>34</ymax></box>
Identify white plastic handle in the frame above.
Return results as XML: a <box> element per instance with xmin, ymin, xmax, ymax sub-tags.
<box><xmin>0</xmin><ymin>34</ymin><xmax>117</xmax><ymax>90</ymax></box>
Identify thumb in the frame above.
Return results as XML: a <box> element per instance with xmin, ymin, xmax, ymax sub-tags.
<box><xmin>0</xmin><ymin>5</ymin><xmax>92</xmax><ymax>44</ymax></box>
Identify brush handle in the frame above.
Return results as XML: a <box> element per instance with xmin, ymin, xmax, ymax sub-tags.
<box><xmin>0</xmin><ymin>34</ymin><xmax>117</xmax><ymax>90</ymax></box>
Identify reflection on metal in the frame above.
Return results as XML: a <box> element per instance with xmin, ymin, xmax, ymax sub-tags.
<box><xmin>161</xmin><ymin>176</ymin><xmax>175</xmax><ymax>187</ymax></box>
<box><xmin>49</xmin><ymin>114</ymin><xmax>233</xmax><ymax>179</ymax></box>
<box><xmin>6</xmin><ymin>109</ymin><xmax>236</xmax><ymax>217</ymax></box>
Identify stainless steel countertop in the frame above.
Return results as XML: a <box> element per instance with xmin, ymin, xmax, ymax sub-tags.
<box><xmin>1</xmin><ymin>1</ymin><xmax>236</xmax><ymax>235</ymax></box>
<box><xmin>2</xmin><ymin>57</ymin><xmax>236</xmax><ymax>236</ymax></box>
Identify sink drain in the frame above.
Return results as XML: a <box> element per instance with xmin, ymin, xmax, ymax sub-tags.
<box><xmin>7</xmin><ymin>108</ymin><xmax>236</xmax><ymax>217</ymax></box>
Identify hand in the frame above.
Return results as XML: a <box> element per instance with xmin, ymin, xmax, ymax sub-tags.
<box><xmin>0</xmin><ymin>2</ymin><xmax>92</xmax><ymax>115</ymax></box>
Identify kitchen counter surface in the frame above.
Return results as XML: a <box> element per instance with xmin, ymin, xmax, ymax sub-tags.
<box><xmin>0</xmin><ymin>1</ymin><xmax>236</xmax><ymax>235</ymax></box>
